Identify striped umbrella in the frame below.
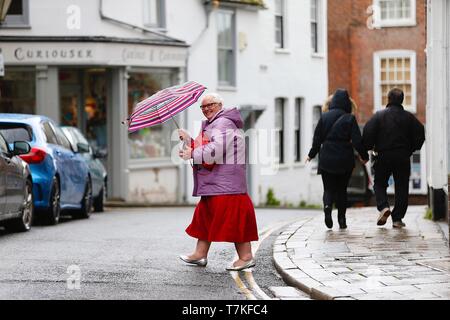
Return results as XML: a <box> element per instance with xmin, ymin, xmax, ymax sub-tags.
<box><xmin>124</xmin><ymin>81</ymin><xmax>207</xmax><ymax>133</ymax></box>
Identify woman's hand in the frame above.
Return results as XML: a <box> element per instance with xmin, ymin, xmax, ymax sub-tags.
<box><xmin>305</xmin><ymin>156</ymin><xmax>311</xmax><ymax>164</ymax></box>
<box><xmin>179</xmin><ymin>146</ymin><xmax>193</xmax><ymax>160</ymax></box>
<box><xmin>178</xmin><ymin>129</ymin><xmax>191</xmax><ymax>142</ymax></box>
<box><xmin>358</xmin><ymin>155</ymin><xmax>369</xmax><ymax>165</ymax></box>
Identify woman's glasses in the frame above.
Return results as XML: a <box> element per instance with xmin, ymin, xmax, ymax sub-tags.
<box><xmin>200</xmin><ymin>103</ymin><xmax>218</xmax><ymax>110</ymax></box>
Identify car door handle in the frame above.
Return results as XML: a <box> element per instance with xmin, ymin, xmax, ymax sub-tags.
<box><xmin>56</xmin><ymin>151</ymin><xmax>62</xmax><ymax>155</ymax></box>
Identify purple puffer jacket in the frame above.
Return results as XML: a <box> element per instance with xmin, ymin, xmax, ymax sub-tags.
<box><xmin>191</xmin><ymin>108</ymin><xmax>247</xmax><ymax>197</ymax></box>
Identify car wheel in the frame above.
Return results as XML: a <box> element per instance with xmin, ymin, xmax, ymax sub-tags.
<box><xmin>93</xmin><ymin>180</ymin><xmax>106</xmax><ymax>212</ymax></box>
<box><xmin>73</xmin><ymin>179</ymin><xmax>92</xmax><ymax>219</ymax></box>
<box><xmin>45</xmin><ymin>177</ymin><xmax>61</xmax><ymax>225</ymax></box>
<box><xmin>5</xmin><ymin>179</ymin><xmax>34</xmax><ymax>232</ymax></box>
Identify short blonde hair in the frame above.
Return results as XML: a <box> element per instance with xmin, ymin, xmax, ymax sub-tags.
<box><xmin>322</xmin><ymin>94</ymin><xmax>358</xmax><ymax>115</ymax></box>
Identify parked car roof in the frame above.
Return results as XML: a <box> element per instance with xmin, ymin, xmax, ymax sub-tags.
<box><xmin>0</xmin><ymin>113</ymin><xmax>53</xmax><ymax>123</ymax></box>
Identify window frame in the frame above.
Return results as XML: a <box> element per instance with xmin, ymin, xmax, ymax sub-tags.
<box><xmin>373</xmin><ymin>50</ymin><xmax>417</xmax><ymax>113</ymax></box>
<box><xmin>294</xmin><ymin>98</ymin><xmax>304</xmax><ymax>163</ymax></box>
<box><xmin>142</xmin><ymin>0</ymin><xmax>166</xmax><ymax>30</ymax></box>
<box><xmin>372</xmin><ymin>0</ymin><xmax>417</xmax><ymax>28</ymax></box>
<box><xmin>0</xmin><ymin>0</ymin><xmax>30</xmax><ymax>28</ymax></box>
<box><xmin>274</xmin><ymin>98</ymin><xmax>286</xmax><ymax>164</ymax></box>
<box><xmin>41</xmin><ymin>122</ymin><xmax>59</xmax><ymax>145</ymax></box>
<box><xmin>311</xmin><ymin>105</ymin><xmax>322</xmax><ymax>169</ymax></box>
<box><xmin>274</xmin><ymin>0</ymin><xmax>286</xmax><ymax>49</ymax></box>
<box><xmin>310</xmin><ymin>0</ymin><xmax>319</xmax><ymax>53</ymax></box>
<box><xmin>217</xmin><ymin>9</ymin><xmax>236</xmax><ymax>88</ymax></box>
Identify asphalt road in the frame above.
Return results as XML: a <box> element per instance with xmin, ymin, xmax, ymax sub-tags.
<box><xmin>0</xmin><ymin>207</ymin><xmax>317</xmax><ymax>300</ymax></box>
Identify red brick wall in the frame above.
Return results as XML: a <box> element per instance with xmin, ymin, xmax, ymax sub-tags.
<box><xmin>328</xmin><ymin>0</ymin><xmax>427</xmax><ymax>125</ymax></box>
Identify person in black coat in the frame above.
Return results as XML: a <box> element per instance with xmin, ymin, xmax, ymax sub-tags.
<box><xmin>307</xmin><ymin>89</ymin><xmax>369</xmax><ymax>229</ymax></box>
<box><xmin>362</xmin><ymin>88</ymin><xmax>425</xmax><ymax>229</ymax></box>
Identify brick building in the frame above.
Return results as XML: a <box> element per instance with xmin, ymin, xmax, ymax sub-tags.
<box><xmin>328</xmin><ymin>0</ymin><xmax>428</xmax><ymax>198</ymax></box>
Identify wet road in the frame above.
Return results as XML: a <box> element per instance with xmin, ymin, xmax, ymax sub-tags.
<box><xmin>0</xmin><ymin>207</ymin><xmax>317</xmax><ymax>300</ymax></box>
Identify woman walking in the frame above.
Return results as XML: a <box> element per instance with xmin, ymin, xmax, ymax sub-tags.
<box><xmin>307</xmin><ymin>89</ymin><xmax>369</xmax><ymax>229</ymax></box>
<box><xmin>178</xmin><ymin>93</ymin><xmax>258</xmax><ymax>271</ymax></box>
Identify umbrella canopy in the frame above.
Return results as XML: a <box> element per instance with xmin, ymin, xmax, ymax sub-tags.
<box><xmin>125</xmin><ymin>81</ymin><xmax>207</xmax><ymax>133</ymax></box>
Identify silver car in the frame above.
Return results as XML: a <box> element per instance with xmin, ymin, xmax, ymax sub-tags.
<box><xmin>0</xmin><ymin>133</ymin><xmax>34</xmax><ymax>232</ymax></box>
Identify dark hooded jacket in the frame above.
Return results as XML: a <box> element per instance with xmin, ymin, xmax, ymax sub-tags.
<box><xmin>308</xmin><ymin>89</ymin><xmax>369</xmax><ymax>174</ymax></box>
<box><xmin>362</xmin><ymin>103</ymin><xmax>425</xmax><ymax>161</ymax></box>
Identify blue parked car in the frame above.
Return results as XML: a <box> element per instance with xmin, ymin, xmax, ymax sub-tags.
<box><xmin>61</xmin><ymin>126</ymin><xmax>107</xmax><ymax>212</ymax></box>
<box><xmin>0</xmin><ymin>114</ymin><xmax>93</xmax><ymax>225</ymax></box>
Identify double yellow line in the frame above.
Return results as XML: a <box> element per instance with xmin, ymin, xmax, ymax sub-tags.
<box><xmin>229</xmin><ymin>219</ymin><xmax>298</xmax><ymax>300</ymax></box>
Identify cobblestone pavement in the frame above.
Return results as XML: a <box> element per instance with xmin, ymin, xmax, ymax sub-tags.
<box><xmin>273</xmin><ymin>206</ymin><xmax>450</xmax><ymax>300</ymax></box>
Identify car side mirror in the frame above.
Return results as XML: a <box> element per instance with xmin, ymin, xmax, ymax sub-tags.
<box><xmin>77</xmin><ymin>142</ymin><xmax>90</xmax><ymax>153</ymax></box>
<box><xmin>94</xmin><ymin>149</ymin><xmax>107</xmax><ymax>159</ymax></box>
<box><xmin>13</xmin><ymin>141</ymin><xmax>31</xmax><ymax>156</ymax></box>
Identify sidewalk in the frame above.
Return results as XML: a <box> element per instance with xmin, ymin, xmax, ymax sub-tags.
<box><xmin>273</xmin><ymin>206</ymin><xmax>450</xmax><ymax>300</ymax></box>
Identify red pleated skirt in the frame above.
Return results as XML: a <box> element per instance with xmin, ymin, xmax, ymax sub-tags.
<box><xmin>186</xmin><ymin>194</ymin><xmax>259</xmax><ymax>243</ymax></box>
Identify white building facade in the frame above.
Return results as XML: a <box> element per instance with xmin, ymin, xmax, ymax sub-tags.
<box><xmin>167</xmin><ymin>0</ymin><xmax>329</xmax><ymax>206</ymax></box>
<box><xmin>0</xmin><ymin>0</ymin><xmax>328</xmax><ymax>206</ymax></box>
<box><xmin>426</xmin><ymin>0</ymin><xmax>449</xmax><ymax>222</ymax></box>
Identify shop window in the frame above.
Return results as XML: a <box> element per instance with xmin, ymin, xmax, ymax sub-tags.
<box><xmin>59</xmin><ymin>68</ymin><xmax>108</xmax><ymax>155</ymax></box>
<box><xmin>0</xmin><ymin>68</ymin><xmax>36</xmax><ymax>114</ymax></box>
<box><xmin>128</xmin><ymin>71</ymin><xmax>176</xmax><ymax>160</ymax></box>
<box><xmin>1</xmin><ymin>0</ymin><xmax>30</xmax><ymax>27</ymax></box>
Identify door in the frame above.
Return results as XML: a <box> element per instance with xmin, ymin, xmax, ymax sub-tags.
<box><xmin>4</xmin><ymin>156</ymin><xmax>24</xmax><ymax>214</ymax></box>
<box><xmin>0</xmin><ymin>135</ymin><xmax>8</xmax><ymax>215</ymax></box>
<box><xmin>41</xmin><ymin>121</ymin><xmax>71</xmax><ymax>205</ymax></box>
<box><xmin>53</xmin><ymin>124</ymin><xmax>86</xmax><ymax>206</ymax></box>
<box><xmin>0</xmin><ymin>134</ymin><xmax>23</xmax><ymax>214</ymax></box>
<box><xmin>59</xmin><ymin>68</ymin><xmax>108</xmax><ymax>167</ymax></box>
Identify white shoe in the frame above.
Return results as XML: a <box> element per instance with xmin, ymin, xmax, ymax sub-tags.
<box><xmin>179</xmin><ymin>255</ymin><xmax>208</xmax><ymax>267</ymax></box>
<box><xmin>226</xmin><ymin>259</ymin><xmax>256</xmax><ymax>271</ymax></box>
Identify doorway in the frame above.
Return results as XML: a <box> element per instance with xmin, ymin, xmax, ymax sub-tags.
<box><xmin>59</xmin><ymin>68</ymin><xmax>108</xmax><ymax>166</ymax></box>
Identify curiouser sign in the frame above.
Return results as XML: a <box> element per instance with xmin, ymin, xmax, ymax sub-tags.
<box><xmin>0</xmin><ymin>42</ymin><xmax>187</xmax><ymax>68</ymax></box>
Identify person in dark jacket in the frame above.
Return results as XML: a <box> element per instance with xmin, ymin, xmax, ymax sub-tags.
<box><xmin>307</xmin><ymin>89</ymin><xmax>369</xmax><ymax>229</ymax></box>
<box><xmin>362</xmin><ymin>88</ymin><xmax>425</xmax><ymax>229</ymax></box>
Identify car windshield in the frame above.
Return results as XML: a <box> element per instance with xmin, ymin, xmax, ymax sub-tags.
<box><xmin>0</xmin><ymin>123</ymin><xmax>33</xmax><ymax>143</ymax></box>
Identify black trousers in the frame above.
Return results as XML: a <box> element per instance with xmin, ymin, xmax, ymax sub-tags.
<box><xmin>321</xmin><ymin>170</ymin><xmax>352</xmax><ymax>214</ymax></box>
<box><xmin>373</xmin><ymin>157</ymin><xmax>411</xmax><ymax>222</ymax></box>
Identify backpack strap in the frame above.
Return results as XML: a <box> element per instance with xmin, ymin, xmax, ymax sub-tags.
<box><xmin>324</xmin><ymin>113</ymin><xmax>347</xmax><ymax>141</ymax></box>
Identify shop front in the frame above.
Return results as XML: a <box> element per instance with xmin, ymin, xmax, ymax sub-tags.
<box><xmin>0</xmin><ymin>38</ymin><xmax>188</xmax><ymax>203</ymax></box>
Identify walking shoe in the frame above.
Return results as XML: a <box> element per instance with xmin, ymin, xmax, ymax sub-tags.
<box><xmin>226</xmin><ymin>259</ymin><xmax>256</xmax><ymax>271</ymax></box>
<box><xmin>179</xmin><ymin>255</ymin><xmax>208</xmax><ymax>267</ymax></box>
<box><xmin>338</xmin><ymin>213</ymin><xmax>347</xmax><ymax>229</ymax></box>
<box><xmin>324</xmin><ymin>206</ymin><xmax>333</xmax><ymax>229</ymax></box>
<box><xmin>377</xmin><ymin>208</ymin><xmax>391</xmax><ymax>226</ymax></box>
<box><xmin>393</xmin><ymin>220</ymin><xmax>406</xmax><ymax>229</ymax></box>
